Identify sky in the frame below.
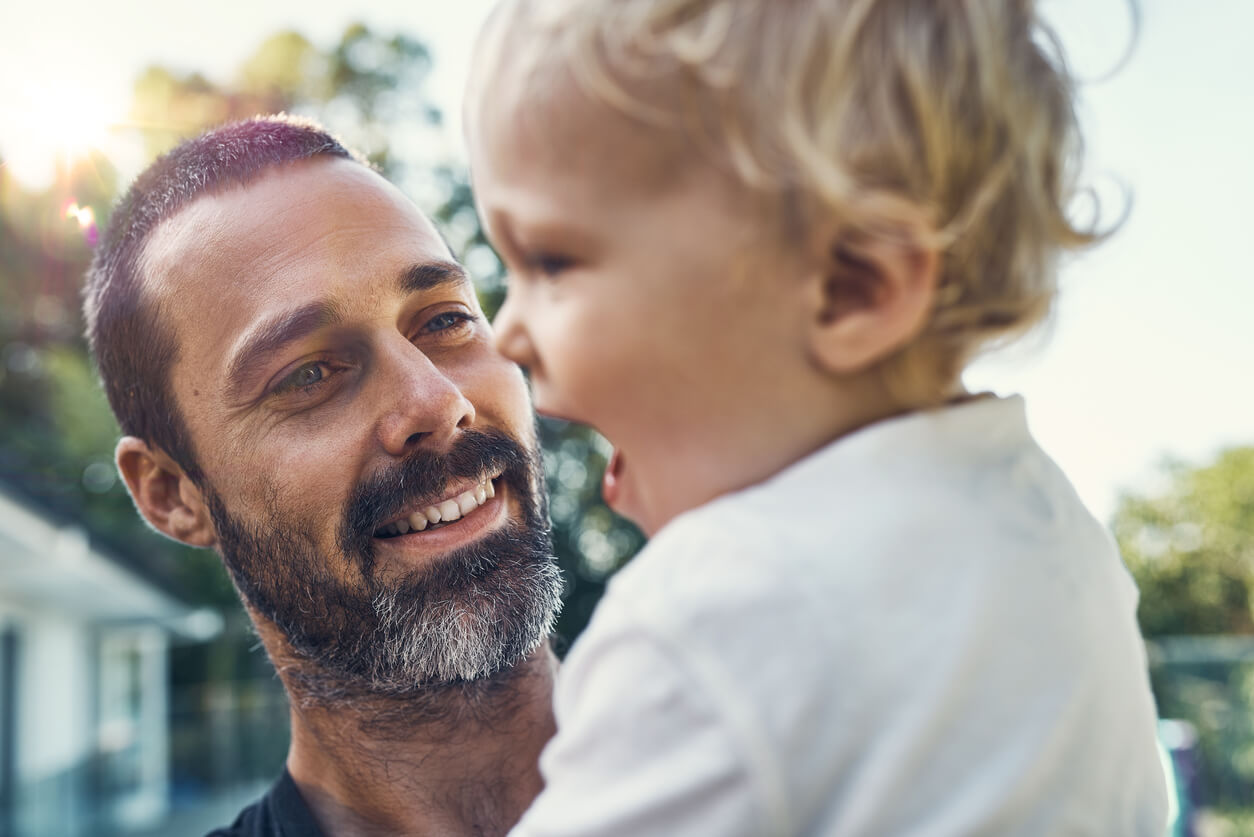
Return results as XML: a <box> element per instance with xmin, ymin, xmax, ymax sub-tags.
<box><xmin>0</xmin><ymin>0</ymin><xmax>1250</xmax><ymax>522</ymax></box>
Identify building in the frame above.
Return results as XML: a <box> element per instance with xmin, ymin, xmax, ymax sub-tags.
<box><xmin>0</xmin><ymin>482</ymin><xmax>212</xmax><ymax>837</ymax></box>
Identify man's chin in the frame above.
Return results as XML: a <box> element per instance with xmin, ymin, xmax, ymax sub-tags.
<box><xmin>231</xmin><ymin>519</ymin><xmax>561</xmax><ymax>701</ymax></box>
<box><xmin>360</xmin><ymin>524</ymin><xmax>561</xmax><ymax>687</ymax></box>
<box><xmin>206</xmin><ymin>425</ymin><xmax>561</xmax><ymax>703</ymax></box>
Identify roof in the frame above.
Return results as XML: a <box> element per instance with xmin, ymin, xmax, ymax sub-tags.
<box><xmin>0</xmin><ymin>483</ymin><xmax>207</xmax><ymax>636</ymax></box>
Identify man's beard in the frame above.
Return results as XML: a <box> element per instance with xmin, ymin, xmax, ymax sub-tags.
<box><xmin>203</xmin><ymin>427</ymin><xmax>562</xmax><ymax>703</ymax></box>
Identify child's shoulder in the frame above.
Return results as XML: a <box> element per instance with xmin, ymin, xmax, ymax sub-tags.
<box><xmin>607</xmin><ymin>395</ymin><xmax>1131</xmax><ymax>637</ymax></box>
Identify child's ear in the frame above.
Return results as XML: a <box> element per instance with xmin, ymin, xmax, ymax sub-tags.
<box><xmin>804</xmin><ymin>225</ymin><xmax>940</xmax><ymax>376</ymax></box>
<box><xmin>115</xmin><ymin>437</ymin><xmax>217</xmax><ymax>548</ymax></box>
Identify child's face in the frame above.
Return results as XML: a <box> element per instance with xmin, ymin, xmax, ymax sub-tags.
<box><xmin>469</xmin><ymin>97</ymin><xmax>824</xmax><ymax>533</ymax></box>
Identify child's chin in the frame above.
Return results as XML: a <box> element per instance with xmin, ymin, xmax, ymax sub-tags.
<box><xmin>602</xmin><ymin>448</ymin><xmax>658</xmax><ymax>535</ymax></box>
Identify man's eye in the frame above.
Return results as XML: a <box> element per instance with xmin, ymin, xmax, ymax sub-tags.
<box><xmin>272</xmin><ymin>361</ymin><xmax>330</xmax><ymax>395</ymax></box>
<box><xmin>421</xmin><ymin>311</ymin><xmax>476</xmax><ymax>334</ymax></box>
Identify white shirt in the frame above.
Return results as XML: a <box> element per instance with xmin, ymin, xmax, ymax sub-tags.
<box><xmin>513</xmin><ymin>397</ymin><xmax>1168</xmax><ymax>836</ymax></box>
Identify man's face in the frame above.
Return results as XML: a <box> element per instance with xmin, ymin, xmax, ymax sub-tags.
<box><xmin>142</xmin><ymin>157</ymin><xmax>560</xmax><ymax>692</ymax></box>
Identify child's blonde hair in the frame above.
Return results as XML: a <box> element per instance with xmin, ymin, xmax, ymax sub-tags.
<box><xmin>474</xmin><ymin>0</ymin><xmax>1109</xmax><ymax>405</ymax></box>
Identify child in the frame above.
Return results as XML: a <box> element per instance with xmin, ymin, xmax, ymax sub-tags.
<box><xmin>466</xmin><ymin>0</ymin><xmax>1168</xmax><ymax>833</ymax></box>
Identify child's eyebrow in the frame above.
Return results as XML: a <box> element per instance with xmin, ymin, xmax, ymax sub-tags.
<box><xmin>502</xmin><ymin>219</ymin><xmax>601</xmax><ymax>256</ymax></box>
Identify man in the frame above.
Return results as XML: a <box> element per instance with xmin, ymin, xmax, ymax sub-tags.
<box><xmin>83</xmin><ymin>116</ymin><xmax>565</xmax><ymax>836</ymax></box>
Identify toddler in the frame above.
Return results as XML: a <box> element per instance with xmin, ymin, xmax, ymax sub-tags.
<box><xmin>466</xmin><ymin>0</ymin><xmax>1167</xmax><ymax>833</ymax></box>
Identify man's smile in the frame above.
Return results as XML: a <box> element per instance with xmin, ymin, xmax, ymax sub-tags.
<box><xmin>374</xmin><ymin>473</ymin><xmax>502</xmax><ymax>538</ymax></box>
<box><xmin>338</xmin><ymin>427</ymin><xmax>544</xmax><ymax>578</ymax></box>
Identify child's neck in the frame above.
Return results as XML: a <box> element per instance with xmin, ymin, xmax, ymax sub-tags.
<box><xmin>628</xmin><ymin>372</ymin><xmax>965</xmax><ymax>535</ymax></box>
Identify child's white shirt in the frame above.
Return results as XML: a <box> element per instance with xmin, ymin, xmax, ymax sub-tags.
<box><xmin>511</xmin><ymin>396</ymin><xmax>1168</xmax><ymax>836</ymax></box>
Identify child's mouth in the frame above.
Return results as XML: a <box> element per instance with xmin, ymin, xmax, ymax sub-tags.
<box><xmin>602</xmin><ymin>448</ymin><xmax>624</xmax><ymax>509</ymax></box>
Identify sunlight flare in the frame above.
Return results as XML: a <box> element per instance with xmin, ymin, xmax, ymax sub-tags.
<box><xmin>0</xmin><ymin>76</ymin><xmax>123</xmax><ymax>190</ymax></box>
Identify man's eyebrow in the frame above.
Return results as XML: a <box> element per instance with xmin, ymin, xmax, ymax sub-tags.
<box><xmin>400</xmin><ymin>260</ymin><xmax>469</xmax><ymax>293</ymax></box>
<box><xmin>225</xmin><ymin>301</ymin><xmax>345</xmax><ymax>397</ymax></box>
<box><xmin>223</xmin><ymin>261</ymin><xmax>467</xmax><ymax>398</ymax></box>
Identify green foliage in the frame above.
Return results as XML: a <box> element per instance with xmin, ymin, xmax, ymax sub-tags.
<box><xmin>1154</xmin><ymin>660</ymin><xmax>1254</xmax><ymax>808</ymax></box>
<box><xmin>237</xmin><ymin>31</ymin><xmax>325</xmax><ymax>103</ymax></box>
<box><xmin>131</xmin><ymin>23</ymin><xmax>441</xmax><ymax>183</ymax></box>
<box><xmin>1114</xmin><ymin>447</ymin><xmax>1254</xmax><ymax>637</ymax></box>
<box><xmin>1202</xmin><ymin>809</ymin><xmax>1254</xmax><ymax>837</ymax></box>
<box><xmin>1118</xmin><ymin>448</ymin><xmax>1254</xmax><ymax>808</ymax></box>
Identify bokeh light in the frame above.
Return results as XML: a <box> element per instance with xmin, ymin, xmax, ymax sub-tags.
<box><xmin>62</xmin><ymin>199</ymin><xmax>99</xmax><ymax>246</ymax></box>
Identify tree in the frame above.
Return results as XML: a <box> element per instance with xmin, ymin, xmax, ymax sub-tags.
<box><xmin>1114</xmin><ymin>447</ymin><xmax>1254</xmax><ymax>808</ymax></box>
<box><xmin>131</xmin><ymin>25</ymin><xmax>442</xmax><ymax>186</ymax></box>
<box><xmin>1114</xmin><ymin>447</ymin><xmax>1254</xmax><ymax>638</ymax></box>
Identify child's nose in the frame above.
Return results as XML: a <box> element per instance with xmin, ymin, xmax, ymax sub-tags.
<box><xmin>492</xmin><ymin>289</ymin><xmax>536</xmax><ymax>370</ymax></box>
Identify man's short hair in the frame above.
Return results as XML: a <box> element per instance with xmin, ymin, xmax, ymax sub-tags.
<box><xmin>84</xmin><ymin>115</ymin><xmax>366</xmax><ymax>481</ymax></box>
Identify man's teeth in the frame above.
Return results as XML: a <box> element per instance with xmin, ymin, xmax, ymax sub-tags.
<box><xmin>378</xmin><ymin>478</ymin><xmax>496</xmax><ymax>537</ymax></box>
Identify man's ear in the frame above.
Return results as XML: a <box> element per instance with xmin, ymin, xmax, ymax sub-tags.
<box><xmin>805</xmin><ymin>225</ymin><xmax>940</xmax><ymax>376</ymax></box>
<box><xmin>115</xmin><ymin>437</ymin><xmax>217</xmax><ymax>548</ymax></box>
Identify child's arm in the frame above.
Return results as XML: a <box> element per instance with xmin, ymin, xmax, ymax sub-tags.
<box><xmin>511</xmin><ymin>606</ymin><xmax>782</xmax><ymax>835</ymax></box>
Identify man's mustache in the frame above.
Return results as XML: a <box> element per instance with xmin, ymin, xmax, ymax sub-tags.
<box><xmin>339</xmin><ymin>428</ymin><xmax>539</xmax><ymax>575</ymax></box>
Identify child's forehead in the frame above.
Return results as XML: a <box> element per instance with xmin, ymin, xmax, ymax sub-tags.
<box><xmin>480</xmin><ymin>69</ymin><xmax>694</xmax><ymax>200</ymax></box>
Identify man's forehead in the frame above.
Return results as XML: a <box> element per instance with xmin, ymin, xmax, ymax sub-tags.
<box><xmin>140</xmin><ymin>157</ymin><xmax>444</xmax><ymax>302</ymax></box>
<box><xmin>137</xmin><ymin>156</ymin><xmax>453</xmax><ymax>388</ymax></box>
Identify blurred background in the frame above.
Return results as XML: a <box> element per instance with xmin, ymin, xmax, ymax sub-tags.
<box><xmin>0</xmin><ymin>1</ymin><xmax>1249</xmax><ymax>835</ymax></box>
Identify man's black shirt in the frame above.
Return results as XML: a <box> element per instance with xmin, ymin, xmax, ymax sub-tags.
<box><xmin>206</xmin><ymin>770</ymin><xmax>326</xmax><ymax>837</ymax></box>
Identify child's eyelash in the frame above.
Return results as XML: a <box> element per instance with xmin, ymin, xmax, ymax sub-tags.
<box><xmin>527</xmin><ymin>253</ymin><xmax>573</xmax><ymax>276</ymax></box>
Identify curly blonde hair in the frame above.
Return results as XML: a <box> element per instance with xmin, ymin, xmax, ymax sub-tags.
<box><xmin>473</xmin><ymin>0</ymin><xmax>1111</xmax><ymax>405</ymax></box>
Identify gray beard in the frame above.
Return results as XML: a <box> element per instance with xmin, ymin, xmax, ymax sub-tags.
<box><xmin>201</xmin><ymin>432</ymin><xmax>562</xmax><ymax>709</ymax></box>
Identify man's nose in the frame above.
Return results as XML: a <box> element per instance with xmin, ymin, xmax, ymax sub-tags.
<box><xmin>375</xmin><ymin>335</ymin><xmax>476</xmax><ymax>457</ymax></box>
<box><xmin>492</xmin><ymin>287</ymin><xmax>538</xmax><ymax>372</ymax></box>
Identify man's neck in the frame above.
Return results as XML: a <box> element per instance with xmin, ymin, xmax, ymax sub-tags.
<box><xmin>282</xmin><ymin>648</ymin><xmax>557</xmax><ymax>836</ymax></box>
